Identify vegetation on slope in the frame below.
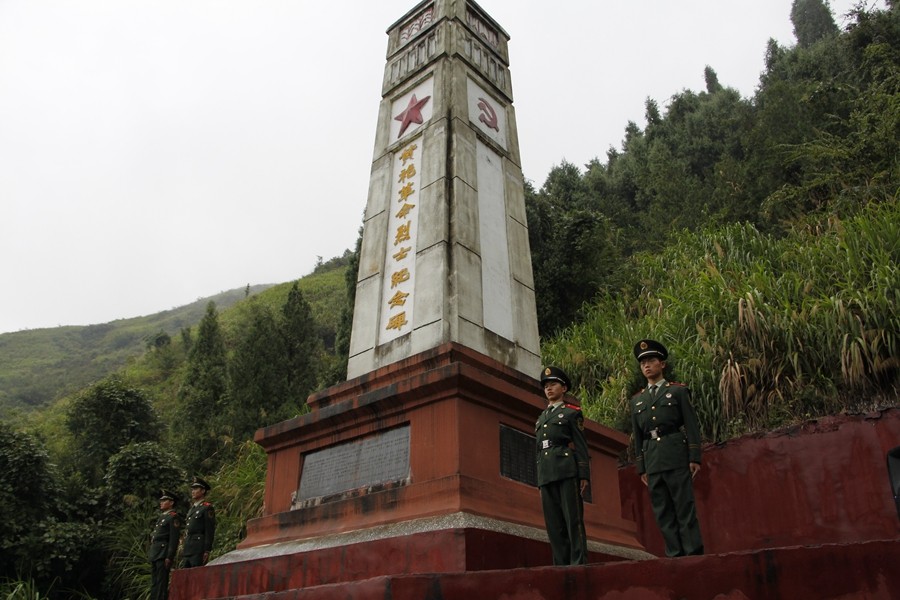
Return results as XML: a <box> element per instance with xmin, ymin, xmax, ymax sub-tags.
<box><xmin>0</xmin><ymin>285</ymin><xmax>274</xmax><ymax>418</ymax></box>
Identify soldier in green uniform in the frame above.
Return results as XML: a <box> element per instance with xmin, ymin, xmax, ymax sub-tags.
<box><xmin>181</xmin><ymin>477</ymin><xmax>216</xmax><ymax>568</ymax></box>
<box><xmin>535</xmin><ymin>366</ymin><xmax>591</xmax><ymax>565</ymax></box>
<box><xmin>149</xmin><ymin>489</ymin><xmax>182</xmax><ymax>600</ymax></box>
<box><xmin>630</xmin><ymin>339</ymin><xmax>704</xmax><ymax>557</ymax></box>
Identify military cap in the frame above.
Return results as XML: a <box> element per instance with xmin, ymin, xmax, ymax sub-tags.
<box><xmin>634</xmin><ymin>339</ymin><xmax>668</xmax><ymax>361</ymax></box>
<box><xmin>190</xmin><ymin>477</ymin><xmax>211</xmax><ymax>491</ymax></box>
<box><xmin>159</xmin><ymin>489</ymin><xmax>176</xmax><ymax>502</ymax></box>
<box><xmin>540</xmin><ymin>366</ymin><xmax>571</xmax><ymax>389</ymax></box>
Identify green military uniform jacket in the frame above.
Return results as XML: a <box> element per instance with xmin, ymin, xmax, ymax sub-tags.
<box><xmin>630</xmin><ymin>381</ymin><xmax>702</xmax><ymax>475</ymax></box>
<box><xmin>183</xmin><ymin>501</ymin><xmax>216</xmax><ymax>558</ymax></box>
<box><xmin>535</xmin><ymin>402</ymin><xmax>591</xmax><ymax>486</ymax></box>
<box><xmin>148</xmin><ymin>509</ymin><xmax>182</xmax><ymax>563</ymax></box>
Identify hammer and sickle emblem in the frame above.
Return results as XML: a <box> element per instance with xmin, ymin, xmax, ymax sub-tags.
<box><xmin>477</xmin><ymin>97</ymin><xmax>500</xmax><ymax>132</ymax></box>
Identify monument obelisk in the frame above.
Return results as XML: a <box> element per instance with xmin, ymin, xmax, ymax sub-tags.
<box><xmin>345</xmin><ymin>0</ymin><xmax>540</xmax><ymax>379</ymax></box>
<box><xmin>170</xmin><ymin>3</ymin><xmax>643</xmax><ymax>598</ymax></box>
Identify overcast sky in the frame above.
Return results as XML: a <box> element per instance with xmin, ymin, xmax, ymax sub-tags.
<box><xmin>0</xmin><ymin>0</ymin><xmax>880</xmax><ymax>334</ymax></box>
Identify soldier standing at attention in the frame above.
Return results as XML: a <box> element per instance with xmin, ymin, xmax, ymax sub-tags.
<box><xmin>630</xmin><ymin>339</ymin><xmax>704</xmax><ymax>557</ymax></box>
<box><xmin>149</xmin><ymin>489</ymin><xmax>182</xmax><ymax>600</ymax></box>
<box><xmin>535</xmin><ymin>366</ymin><xmax>591</xmax><ymax>565</ymax></box>
<box><xmin>182</xmin><ymin>477</ymin><xmax>216</xmax><ymax>568</ymax></box>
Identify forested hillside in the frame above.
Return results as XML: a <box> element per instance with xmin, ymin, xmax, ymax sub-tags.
<box><xmin>1</xmin><ymin>2</ymin><xmax>896</xmax><ymax>598</ymax></box>
<box><xmin>530</xmin><ymin>1</ymin><xmax>899</xmax><ymax>440</ymax></box>
<box><xmin>0</xmin><ymin>285</ymin><xmax>274</xmax><ymax>418</ymax></box>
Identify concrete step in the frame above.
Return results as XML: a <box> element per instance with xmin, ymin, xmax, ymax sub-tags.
<box><xmin>202</xmin><ymin>538</ymin><xmax>900</xmax><ymax>600</ymax></box>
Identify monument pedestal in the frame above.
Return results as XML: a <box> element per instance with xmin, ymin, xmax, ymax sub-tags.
<box><xmin>170</xmin><ymin>344</ymin><xmax>644</xmax><ymax>599</ymax></box>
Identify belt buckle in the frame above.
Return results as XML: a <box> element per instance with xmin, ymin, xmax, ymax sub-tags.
<box><xmin>541</xmin><ymin>440</ymin><xmax>551</xmax><ymax>449</ymax></box>
<box><xmin>649</xmin><ymin>429</ymin><xmax>659</xmax><ymax>440</ymax></box>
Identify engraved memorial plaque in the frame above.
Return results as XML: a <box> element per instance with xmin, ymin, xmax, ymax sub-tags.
<box><xmin>499</xmin><ymin>424</ymin><xmax>537</xmax><ymax>486</ymax></box>
<box><xmin>297</xmin><ymin>426</ymin><xmax>411</xmax><ymax>503</ymax></box>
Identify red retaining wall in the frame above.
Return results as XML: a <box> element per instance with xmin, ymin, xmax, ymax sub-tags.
<box><xmin>619</xmin><ymin>408</ymin><xmax>900</xmax><ymax>555</ymax></box>
<box><xmin>173</xmin><ymin>408</ymin><xmax>900</xmax><ymax>599</ymax></box>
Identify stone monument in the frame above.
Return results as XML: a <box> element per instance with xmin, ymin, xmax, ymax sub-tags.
<box><xmin>170</xmin><ymin>2</ymin><xmax>643</xmax><ymax>598</ymax></box>
<box><xmin>345</xmin><ymin>0</ymin><xmax>540</xmax><ymax>379</ymax></box>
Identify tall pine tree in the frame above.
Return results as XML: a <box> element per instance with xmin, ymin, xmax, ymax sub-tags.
<box><xmin>175</xmin><ymin>301</ymin><xmax>228</xmax><ymax>473</ymax></box>
<box><xmin>791</xmin><ymin>0</ymin><xmax>839</xmax><ymax>48</ymax></box>
<box><xmin>281</xmin><ymin>282</ymin><xmax>319</xmax><ymax>411</ymax></box>
<box><xmin>226</xmin><ymin>301</ymin><xmax>285</xmax><ymax>441</ymax></box>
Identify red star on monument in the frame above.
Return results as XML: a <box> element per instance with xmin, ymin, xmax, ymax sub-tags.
<box><xmin>394</xmin><ymin>93</ymin><xmax>431</xmax><ymax>138</ymax></box>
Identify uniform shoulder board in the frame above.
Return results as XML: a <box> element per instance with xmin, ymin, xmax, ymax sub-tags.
<box><xmin>168</xmin><ymin>510</ymin><xmax>178</xmax><ymax>516</ymax></box>
<box><xmin>669</xmin><ymin>381</ymin><xmax>688</xmax><ymax>387</ymax></box>
<box><xmin>202</xmin><ymin>501</ymin><xmax>212</xmax><ymax>507</ymax></box>
<box><xmin>564</xmin><ymin>402</ymin><xmax>581</xmax><ymax>411</ymax></box>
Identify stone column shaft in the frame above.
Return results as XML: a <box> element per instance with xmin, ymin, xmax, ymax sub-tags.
<box><xmin>348</xmin><ymin>0</ymin><xmax>540</xmax><ymax>379</ymax></box>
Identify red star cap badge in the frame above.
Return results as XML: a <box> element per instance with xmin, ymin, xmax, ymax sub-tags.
<box><xmin>394</xmin><ymin>93</ymin><xmax>431</xmax><ymax>138</ymax></box>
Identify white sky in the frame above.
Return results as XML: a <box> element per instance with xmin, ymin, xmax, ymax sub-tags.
<box><xmin>0</xmin><ymin>0</ymin><xmax>879</xmax><ymax>334</ymax></box>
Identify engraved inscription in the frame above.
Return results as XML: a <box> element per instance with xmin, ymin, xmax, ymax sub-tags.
<box><xmin>500</xmin><ymin>424</ymin><xmax>537</xmax><ymax>487</ymax></box>
<box><xmin>297</xmin><ymin>426</ymin><xmax>411</xmax><ymax>503</ymax></box>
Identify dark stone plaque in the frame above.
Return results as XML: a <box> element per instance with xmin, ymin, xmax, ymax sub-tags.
<box><xmin>499</xmin><ymin>424</ymin><xmax>537</xmax><ymax>487</ymax></box>
<box><xmin>297</xmin><ymin>426</ymin><xmax>410</xmax><ymax>502</ymax></box>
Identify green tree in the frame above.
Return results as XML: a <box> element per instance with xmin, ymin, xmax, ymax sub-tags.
<box><xmin>104</xmin><ymin>441</ymin><xmax>184</xmax><ymax>511</ymax></box>
<box><xmin>175</xmin><ymin>301</ymin><xmax>228</xmax><ymax>473</ymax></box>
<box><xmin>704</xmin><ymin>65</ymin><xmax>723</xmax><ymax>93</ymax></box>
<box><xmin>0</xmin><ymin>423</ymin><xmax>58</xmax><ymax>579</ymax></box>
<box><xmin>281</xmin><ymin>281</ymin><xmax>320</xmax><ymax>407</ymax></box>
<box><xmin>327</xmin><ymin>225</ymin><xmax>362</xmax><ymax>385</ymax></box>
<box><xmin>0</xmin><ymin>424</ymin><xmax>99</xmax><ymax>592</ymax></box>
<box><xmin>180</xmin><ymin>326</ymin><xmax>193</xmax><ymax>354</ymax></box>
<box><xmin>66</xmin><ymin>377</ymin><xmax>162</xmax><ymax>487</ymax></box>
<box><xmin>791</xmin><ymin>0</ymin><xmax>839</xmax><ymax>48</ymax></box>
<box><xmin>225</xmin><ymin>301</ymin><xmax>287</xmax><ymax>441</ymax></box>
<box><xmin>644</xmin><ymin>97</ymin><xmax>662</xmax><ymax>128</ymax></box>
<box><xmin>143</xmin><ymin>330</ymin><xmax>180</xmax><ymax>376</ymax></box>
<box><xmin>526</xmin><ymin>164</ymin><xmax>621</xmax><ymax>335</ymax></box>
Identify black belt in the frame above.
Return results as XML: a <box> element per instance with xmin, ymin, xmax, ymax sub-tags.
<box><xmin>646</xmin><ymin>425</ymin><xmax>680</xmax><ymax>440</ymax></box>
<box><xmin>540</xmin><ymin>439</ymin><xmax>569</xmax><ymax>449</ymax></box>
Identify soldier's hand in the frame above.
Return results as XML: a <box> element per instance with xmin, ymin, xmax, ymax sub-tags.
<box><xmin>640</xmin><ymin>473</ymin><xmax>648</xmax><ymax>487</ymax></box>
<box><xmin>164</xmin><ymin>558</ymin><xmax>171</xmax><ymax>570</ymax></box>
<box><xmin>202</xmin><ymin>551</ymin><xmax>209</xmax><ymax>565</ymax></box>
<box><xmin>689</xmin><ymin>462</ymin><xmax>701</xmax><ymax>479</ymax></box>
<box><xmin>579</xmin><ymin>479</ymin><xmax>589</xmax><ymax>496</ymax></box>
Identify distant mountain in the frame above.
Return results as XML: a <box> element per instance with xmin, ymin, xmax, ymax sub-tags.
<box><xmin>0</xmin><ymin>285</ymin><xmax>274</xmax><ymax>417</ymax></box>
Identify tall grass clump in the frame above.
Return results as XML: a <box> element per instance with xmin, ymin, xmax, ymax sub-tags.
<box><xmin>542</xmin><ymin>199</ymin><xmax>899</xmax><ymax>442</ymax></box>
<box><xmin>209</xmin><ymin>440</ymin><xmax>267</xmax><ymax>558</ymax></box>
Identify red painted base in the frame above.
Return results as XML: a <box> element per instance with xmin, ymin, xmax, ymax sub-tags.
<box><xmin>169</xmin><ymin>527</ymin><xmax>631</xmax><ymax>600</ymax></box>
<box><xmin>243</xmin><ymin>343</ymin><xmax>638</xmax><ymax>552</ymax></box>
<box><xmin>174</xmin><ymin>539</ymin><xmax>900</xmax><ymax>600</ymax></box>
